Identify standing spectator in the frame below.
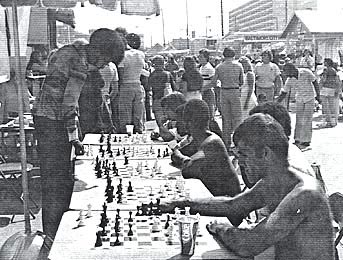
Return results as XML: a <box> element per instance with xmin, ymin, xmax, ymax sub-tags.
<box><xmin>33</xmin><ymin>28</ymin><xmax>125</xmax><ymax>255</ymax></box>
<box><xmin>165</xmin><ymin>53</ymin><xmax>179</xmax><ymax>81</ymax></box>
<box><xmin>180</xmin><ymin>56</ymin><xmax>203</xmax><ymax>100</ymax></box>
<box><xmin>319</xmin><ymin>58</ymin><xmax>342</xmax><ymax>128</ymax></box>
<box><xmin>239</xmin><ymin>56</ymin><xmax>257</xmax><ymax>120</ymax></box>
<box><xmin>199</xmin><ymin>48</ymin><xmax>216</xmax><ymax>119</ymax></box>
<box><xmin>277</xmin><ymin>63</ymin><xmax>320</xmax><ymax>151</ymax></box>
<box><xmin>210</xmin><ymin>47</ymin><xmax>243</xmax><ymax>151</ymax></box>
<box><xmin>148</xmin><ymin>55</ymin><xmax>176</xmax><ymax>128</ymax></box>
<box><xmin>101</xmin><ymin>62</ymin><xmax>119</xmax><ymax>131</ymax></box>
<box><xmin>300</xmin><ymin>49</ymin><xmax>315</xmax><ymax>72</ymax></box>
<box><xmin>255</xmin><ymin>49</ymin><xmax>282</xmax><ymax>101</ymax></box>
<box><xmin>118</xmin><ymin>33</ymin><xmax>146</xmax><ymax>134</ymax></box>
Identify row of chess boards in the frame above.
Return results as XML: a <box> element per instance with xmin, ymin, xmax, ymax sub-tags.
<box><xmin>49</xmin><ymin>133</ymin><xmax>273</xmax><ymax>260</ymax></box>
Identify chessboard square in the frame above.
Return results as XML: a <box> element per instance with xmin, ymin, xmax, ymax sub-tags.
<box><xmin>124</xmin><ymin>236</ymin><xmax>137</xmax><ymax>241</ymax></box>
<box><xmin>136</xmin><ymin>232</ymin><xmax>150</xmax><ymax>237</ymax></box>
<box><xmin>138</xmin><ymin>241</ymin><xmax>152</xmax><ymax>247</ymax></box>
<box><xmin>151</xmin><ymin>236</ymin><xmax>163</xmax><ymax>241</ymax></box>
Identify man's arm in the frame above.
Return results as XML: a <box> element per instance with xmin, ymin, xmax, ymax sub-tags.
<box><xmin>160</xmin><ymin>181</ymin><xmax>266</xmax><ymax>225</ymax></box>
<box><xmin>207</xmin><ymin>189</ymin><xmax>318</xmax><ymax>257</ymax></box>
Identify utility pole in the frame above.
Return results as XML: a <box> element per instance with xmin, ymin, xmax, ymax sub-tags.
<box><xmin>186</xmin><ymin>0</ymin><xmax>189</xmax><ymax>49</ymax></box>
<box><xmin>161</xmin><ymin>8</ymin><xmax>166</xmax><ymax>47</ymax></box>
<box><xmin>221</xmin><ymin>0</ymin><xmax>224</xmax><ymax>36</ymax></box>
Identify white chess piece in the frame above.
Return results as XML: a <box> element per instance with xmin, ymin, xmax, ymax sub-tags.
<box><xmin>77</xmin><ymin>210</ymin><xmax>85</xmax><ymax>227</ymax></box>
<box><xmin>87</xmin><ymin>204</ymin><xmax>92</xmax><ymax>217</ymax></box>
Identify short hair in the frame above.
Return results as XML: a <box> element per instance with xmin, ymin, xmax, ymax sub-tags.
<box><xmin>249</xmin><ymin>102</ymin><xmax>292</xmax><ymax>138</ymax></box>
<box><xmin>223</xmin><ymin>47</ymin><xmax>235</xmax><ymax>58</ymax></box>
<box><xmin>238</xmin><ymin>56</ymin><xmax>253</xmax><ymax>71</ymax></box>
<box><xmin>261</xmin><ymin>49</ymin><xmax>273</xmax><ymax>61</ymax></box>
<box><xmin>183</xmin><ymin>56</ymin><xmax>197</xmax><ymax>71</ymax></box>
<box><xmin>152</xmin><ymin>55</ymin><xmax>164</xmax><ymax>67</ymax></box>
<box><xmin>283</xmin><ymin>63</ymin><xmax>298</xmax><ymax>79</ymax></box>
<box><xmin>183</xmin><ymin>99</ymin><xmax>210</xmax><ymax>130</ymax></box>
<box><xmin>199</xmin><ymin>48</ymin><xmax>210</xmax><ymax>61</ymax></box>
<box><xmin>161</xmin><ymin>92</ymin><xmax>186</xmax><ymax>112</ymax></box>
<box><xmin>114</xmin><ymin>27</ymin><xmax>128</xmax><ymax>37</ymax></box>
<box><xmin>233</xmin><ymin>113</ymin><xmax>289</xmax><ymax>160</ymax></box>
<box><xmin>72</xmin><ymin>38</ymin><xmax>89</xmax><ymax>46</ymax></box>
<box><xmin>89</xmin><ymin>28</ymin><xmax>125</xmax><ymax>65</ymax></box>
<box><xmin>324</xmin><ymin>58</ymin><xmax>334</xmax><ymax>67</ymax></box>
<box><xmin>126</xmin><ymin>33</ymin><xmax>141</xmax><ymax>49</ymax></box>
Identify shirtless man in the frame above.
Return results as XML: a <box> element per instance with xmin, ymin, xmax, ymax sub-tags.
<box><xmin>170</xmin><ymin>99</ymin><xmax>241</xmax><ymax>197</ymax></box>
<box><xmin>161</xmin><ymin>113</ymin><xmax>335</xmax><ymax>259</ymax></box>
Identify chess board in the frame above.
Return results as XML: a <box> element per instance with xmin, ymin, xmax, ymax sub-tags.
<box><xmin>102</xmin><ymin>178</ymin><xmax>190</xmax><ymax>210</ymax></box>
<box><xmin>50</xmin><ymin>210</ymin><xmax>253</xmax><ymax>260</ymax></box>
<box><xmin>80</xmin><ymin>209</ymin><xmax>206</xmax><ymax>249</ymax></box>
<box><xmin>78</xmin><ymin>144</ymin><xmax>171</xmax><ymax>160</ymax></box>
<box><xmin>82</xmin><ymin>133</ymin><xmax>167</xmax><ymax>146</ymax></box>
<box><xmin>94</xmin><ymin>158</ymin><xmax>180</xmax><ymax>180</ymax></box>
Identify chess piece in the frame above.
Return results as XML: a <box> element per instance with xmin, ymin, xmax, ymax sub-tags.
<box><xmin>114</xmin><ymin>218</ymin><xmax>120</xmax><ymax>233</ymax></box>
<box><xmin>164</xmin><ymin>214</ymin><xmax>170</xmax><ymax>229</ymax></box>
<box><xmin>87</xmin><ymin>204</ymin><xmax>92</xmax><ymax>218</ymax></box>
<box><xmin>151</xmin><ymin>216</ymin><xmax>160</xmax><ymax>233</ymax></box>
<box><xmin>127</xmin><ymin>181</ymin><xmax>133</xmax><ymax>192</ymax></box>
<box><xmin>128</xmin><ymin>211</ymin><xmax>133</xmax><ymax>222</ymax></box>
<box><xmin>127</xmin><ymin>223</ymin><xmax>133</xmax><ymax>236</ymax></box>
<box><xmin>116</xmin><ymin>209</ymin><xmax>121</xmax><ymax>219</ymax></box>
<box><xmin>116</xmin><ymin>148</ymin><xmax>120</xmax><ymax>156</ymax></box>
<box><xmin>124</xmin><ymin>156</ymin><xmax>129</xmax><ymax>165</ymax></box>
<box><xmin>157</xmin><ymin>148</ymin><xmax>161</xmax><ymax>158</ymax></box>
<box><xmin>95</xmin><ymin>231</ymin><xmax>103</xmax><ymax>247</ymax></box>
<box><xmin>114</xmin><ymin>136</ymin><xmax>117</xmax><ymax>142</ymax></box>
<box><xmin>113</xmin><ymin>232</ymin><xmax>121</xmax><ymax>246</ymax></box>
<box><xmin>100</xmin><ymin>133</ymin><xmax>105</xmax><ymax>143</ymax></box>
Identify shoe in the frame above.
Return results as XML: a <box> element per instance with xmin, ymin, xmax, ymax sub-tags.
<box><xmin>293</xmin><ymin>140</ymin><xmax>300</xmax><ymax>145</ymax></box>
<box><xmin>297</xmin><ymin>142</ymin><xmax>312</xmax><ymax>152</ymax></box>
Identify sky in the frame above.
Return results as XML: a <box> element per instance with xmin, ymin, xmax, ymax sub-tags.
<box><xmin>73</xmin><ymin>0</ymin><xmax>343</xmax><ymax>47</ymax></box>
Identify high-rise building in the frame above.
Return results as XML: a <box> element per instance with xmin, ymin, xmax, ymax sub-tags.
<box><xmin>228</xmin><ymin>0</ymin><xmax>317</xmax><ymax>33</ymax></box>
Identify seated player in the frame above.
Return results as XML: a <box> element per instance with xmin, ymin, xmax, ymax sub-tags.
<box><xmin>170</xmin><ymin>99</ymin><xmax>241</xmax><ymax>197</ymax></box>
<box><xmin>247</xmin><ymin>101</ymin><xmax>314</xmax><ymax>188</ymax></box>
<box><xmin>161</xmin><ymin>113</ymin><xmax>335</xmax><ymax>259</ymax></box>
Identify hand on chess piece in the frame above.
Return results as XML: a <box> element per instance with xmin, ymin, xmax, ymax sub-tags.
<box><xmin>159</xmin><ymin>198</ymin><xmax>188</xmax><ymax>214</ymax></box>
<box><xmin>206</xmin><ymin>220</ymin><xmax>233</xmax><ymax>236</ymax></box>
<box><xmin>71</xmin><ymin>140</ymin><xmax>85</xmax><ymax>155</ymax></box>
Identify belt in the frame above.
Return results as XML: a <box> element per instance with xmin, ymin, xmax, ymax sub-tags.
<box><xmin>222</xmin><ymin>88</ymin><xmax>240</xmax><ymax>90</ymax></box>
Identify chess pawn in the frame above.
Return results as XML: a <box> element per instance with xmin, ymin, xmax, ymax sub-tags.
<box><xmin>185</xmin><ymin>207</ymin><xmax>191</xmax><ymax>216</ymax></box>
<box><xmin>87</xmin><ymin>204</ymin><xmax>92</xmax><ymax>218</ymax></box>
<box><xmin>77</xmin><ymin>212</ymin><xmax>85</xmax><ymax>227</ymax></box>
<box><xmin>151</xmin><ymin>216</ymin><xmax>160</xmax><ymax>233</ymax></box>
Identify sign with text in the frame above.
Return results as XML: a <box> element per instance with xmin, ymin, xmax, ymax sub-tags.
<box><xmin>244</xmin><ymin>35</ymin><xmax>280</xmax><ymax>42</ymax></box>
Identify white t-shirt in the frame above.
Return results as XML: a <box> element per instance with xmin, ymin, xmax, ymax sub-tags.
<box><xmin>255</xmin><ymin>62</ymin><xmax>281</xmax><ymax>89</ymax></box>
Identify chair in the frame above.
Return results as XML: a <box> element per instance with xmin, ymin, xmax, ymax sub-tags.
<box><xmin>0</xmin><ymin>155</ymin><xmax>39</xmax><ymax>222</ymax></box>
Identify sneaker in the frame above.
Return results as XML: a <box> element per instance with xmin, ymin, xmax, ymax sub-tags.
<box><xmin>298</xmin><ymin>142</ymin><xmax>312</xmax><ymax>152</ymax></box>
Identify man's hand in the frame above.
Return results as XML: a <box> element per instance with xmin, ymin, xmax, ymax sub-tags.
<box><xmin>206</xmin><ymin>220</ymin><xmax>233</xmax><ymax>236</ymax></box>
<box><xmin>71</xmin><ymin>140</ymin><xmax>85</xmax><ymax>155</ymax></box>
<box><xmin>159</xmin><ymin>198</ymin><xmax>187</xmax><ymax>213</ymax></box>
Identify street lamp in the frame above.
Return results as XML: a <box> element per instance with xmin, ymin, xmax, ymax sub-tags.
<box><xmin>205</xmin><ymin>15</ymin><xmax>211</xmax><ymax>38</ymax></box>
<box><xmin>186</xmin><ymin>0</ymin><xmax>189</xmax><ymax>49</ymax></box>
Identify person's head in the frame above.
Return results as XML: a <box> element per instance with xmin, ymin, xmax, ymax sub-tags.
<box><xmin>161</xmin><ymin>92</ymin><xmax>186</xmax><ymax>120</ymax></box>
<box><xmin>183</xmin><ymin>56</ymin><xmax>197</xmax><ymax>71</ymax></box>
<box><xmin>72</xmin><ymin>38</ymin><xmax>89</xmax><ymax>46</ymax></box>
<box><xmin>167</xmin><ymin>54</ymin><xmax>175</xmax><ymax>63</ymax></box>
<box><xmin>261</xmin><ymin>49</ymin><xmax>273</xmax><ymax>64</ymax></box>
<box><xmin>223</xmin><ymin>47</ymin><xmax>235</xmax><ymax>58</ymax></box>
<box><xmin>303</xmin><ymin>49</ymin><xmax>312</xmax><ymax>57</ymax></box>
<box><xmin>257</xmin><ymin>93</ymin><xmax>267</xmax><ymax>104</ymax></box>
<box><xmin>29</xmin><ymin>50</ymin><xmax>43</xmax><ymax>64</ymax></box>
<box><xmin>238</xmin><ymin>56</ymin><xmax>253</xmax><ymax>73</ymax></box>
<box><xmin>233</xmin><ymin>113</ymin><xmax>289</xmax><ymax>185</ymax></box>
<box><xmin>249</xmin><ymin>101</ymin><xmax>292</xmax><ymax>138</ymax></box>
<box><xmin>283</xmin><ymin>62</ymin><xmax>298</xmax><ymax>79</ymax></box>
<box><xmin>88</xmin><ymin>28</ymin><xmax>125</xmax><ymax>68</ymax></box>
<box><xmin>199</xmin><ymin>48</ymin><xmax>210</xmax><ymax>65</ymax></box>
<box><xmin>126</xmin><ymin>33</ymin><xmax>141</xmax><ymax>50</ymax></box>
<box><xmin>324</xmin><ymin>58</ymin><xmax>334</xmax><ymax>67</ymax></box>
<box><xmin>182</xmin><ymin>99</ymin><xmax>210</xmax><ymax>134</ymax></box>
<box><xmin>152</xmin><ymin>55</ymin><xmax>165</xmax><ymax>70</ymax></box>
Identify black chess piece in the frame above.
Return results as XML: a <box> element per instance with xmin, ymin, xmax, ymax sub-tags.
<box><xmin>165</xmin><ymin>148</ymin><xmax>169</xmax><ymax>156</ymax></box>
<box><xmin>116</xmin><ymin>148</ymin><xmax>120</xmax><ymax>156</ymax></box>
<box><xmin>114</xmin><ymin>136</ymin><xmax>117</xmax><ymax>142</ymax></box>
<box><xmin>95</xmin><ymin>231</ymin><xmax>103</xmax><ymax>247</ymax></box>
<box><xmin>95</xmin><ymin>156</ymin><xmax>100</xmax><ymax>171</ymax></box>
<box><xmin>100</xmin><ymin>133</ymin><xmax>105</xmax><ymax>143</ymax></box>
<box><xmin>123</xmin><ymin>147</ymin><xmax>126</xmax><ymax>155</ymax></box>
<box><xmin>103</xmin><ymin>203</ymin><xmax>107</xmax><ymax>214</ymax></box>
<box><xmin>114</xmin><ymin>218</ymin><xmax>120</xmax><ymax>233</ymax></box>
<box><xmin>154</xmin><ymin>198</ymin><xmax>162</xmax><ymax>215</ymax></box>
<box><xmin>124</xmin><ymin>156</ymin><xmax>129</xmax><ymax>165</ymax></box>
<box><xmin>116</xmin><ymin>209</ymin><xmax>121</xmax><ymax>219</ymax></box>
<box><xmin>113</xmin><ymin>232</ymin><xmax>121</xmax><ymax>246</ymax></box>
<box><xmin>136</xmin><ymin>205</ymin><xmax>142</xmax><ymax>216</ymax></box>
<box><xmin>99</xmin><ymin>145</ymin><xmax>104</xmax><ymax>153</ymax></box>
<box><xmin>117</xmin><ymin>193</ymin><xmax>123</xmax><ymax>204</ymax></box>
<box><xmin>106</xmin><ymin>142</ymin><xmax>111</xmax><ymax>153</ymax></box>
<box><xmin>106</xmin><ymin>187</ymin><xmax>114</xmax><ymax>203</ymax></box>
<box><xmin>128</xmin><ymin>211</ymin><xmax>133</xmax><ymax>222</ymax></box>
<box><xmin>157</xmin><ymin>148</ymin><xmax>161</xmax><ymax>158</ymax></box>
<box><xmin>164</xmin><ymin>214</ymin><xmax>170</xmax><ymax>229</ymax></box>
<box><xmin>96</xmin><ymin>169</ymin><xmax>102</xmax><ymax>178</ymax></box>
<box><xmin>109</xmin><ymin>150</ymin><xmax>113</xmax><ymax>157</ymax></box>
<box><xmin>127</xmin><ymin>223</ymin><xmax>133</xmax><ymax>236</ymax></box>
<box><xmin>148</xmin><ymin>201</ymin><xmax>154</xmax><ymax>216</ymax></box>
<box><xmin>127</xmin><ymin>181</ymin><xmax>133</xmax><ymax>192</ymax></box>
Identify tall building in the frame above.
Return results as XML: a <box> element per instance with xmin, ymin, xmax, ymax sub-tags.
<box><xmin>228</xmin><ymin>0</ymin><xmax>317</xmax><ymax>33</ymax></box>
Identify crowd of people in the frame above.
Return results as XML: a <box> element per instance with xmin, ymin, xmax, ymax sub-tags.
<box><xmin>29</xmin><ymin>27</ymin><xmax>342</xmax><ymax>259</ymax></box>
